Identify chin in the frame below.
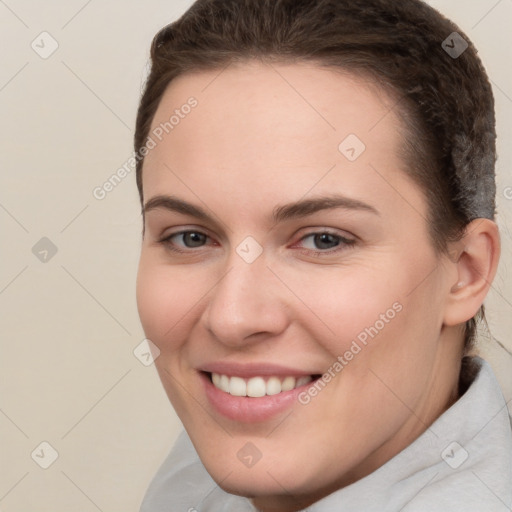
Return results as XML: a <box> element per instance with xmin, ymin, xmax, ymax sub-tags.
<box><xmin>216</xmin><ymin>474</ymin><xmax>291</xmax><ymax>502</ymax></box>
<box><xmin>202</xmin><ymin>454</ymin><xmax>315</xmax><ymax>498</ymax></box>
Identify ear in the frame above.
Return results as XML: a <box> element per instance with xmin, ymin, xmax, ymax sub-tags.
<box><xmin>443</xmin><ymin>219</ymin><xmax>500</xmax><ymax>326</ymax></box>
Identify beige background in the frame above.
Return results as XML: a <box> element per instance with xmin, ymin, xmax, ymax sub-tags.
<box><xmin>0</xmin><ymin>0</ymin><xmax>511</xmax><ymax>510</ymax></box>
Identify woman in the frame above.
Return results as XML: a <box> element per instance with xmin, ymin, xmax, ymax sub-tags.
<box><xmin>134</xmin><ymin>0</ymin><xmax>512</xmax><ymax>510</ymax></box>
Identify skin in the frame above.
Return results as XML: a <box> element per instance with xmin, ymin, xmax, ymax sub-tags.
<box><xmin>136</xmin><ymin>60</ymin><xmax>500</xmax><ymax>512</ymax></box>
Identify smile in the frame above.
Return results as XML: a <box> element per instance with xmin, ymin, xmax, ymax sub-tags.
<box><xmin>210</xmin><ymin>373</ymin><xmax>314</xmax><ymax>397</ymax></box>
<box><xmin>200</xmin><ymin>363</ymin><xmax>322</xmax><ymax>422</ymax></box>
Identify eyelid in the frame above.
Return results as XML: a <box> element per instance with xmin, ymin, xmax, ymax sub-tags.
<box><xmin>154</xmin><ymin>226</ymin><xmax>213</xmax><ymax>256</ymax></box>
<box><xmin>158</xmin><ymin>224</ymin><xmax>215</xmax><ymax>241</ymax></box>
<box><xmin>292</xmin><ymin>226</ymin><xmax>356</xmax><ymax>244</ymax></box>
<box><xmin>158</xmin><ymin>226</ymin><xmax>357</xmax><ymax>256</ymax></box>
<box><xmin>292</xmin><ymin>229</ymin><xmax>356</xmax><ymax>253</ymax></box>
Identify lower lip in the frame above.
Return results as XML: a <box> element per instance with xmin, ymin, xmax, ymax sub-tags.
<box><xmin>201</xmin><ymin>373</ymin><xmax>315</xmax><ymax>423</ymax></box>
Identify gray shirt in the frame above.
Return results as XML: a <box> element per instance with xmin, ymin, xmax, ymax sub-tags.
<box><xmin>140</xmin><ymin>358</ymin><xmax>512</xmax><ymax>511</ymax></box>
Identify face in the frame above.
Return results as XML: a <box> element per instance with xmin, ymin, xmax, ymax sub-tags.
<box><xmin>136</xmin><ymin>60</ymin><xmax>460</xmax><ymax>510</ymax></box>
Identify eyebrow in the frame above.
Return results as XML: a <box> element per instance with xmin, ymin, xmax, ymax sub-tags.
<box><xmin>143</xmin><ymin>194</ymin><xmax>379</xmax><ymax>225</ymax></box>
<box><xmin>272</xmin><ymin>195</ymin><xmax>379</xmax><ymax>222</ymax></box>
<box><xmin>144</xmin><ymin>195</ymin><xmax>212</xmax><ymax>222</ymax></box>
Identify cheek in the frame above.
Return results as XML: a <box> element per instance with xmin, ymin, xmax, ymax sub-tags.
<box><xmin>334</xmin><ymin>272</ymin><xmax>444</xmax><ymax>409</ymax></box>
<box><xmin>292</xmin><ymin>258</ymin><xmax>440</xmax><ymax>376</ymax></box>
<box><xmin>290</xmin><ymin>266</ymin><xmax>399</xmax><ymax>348</ymax></box>
<box><xmin>136</xmin><ymin>256</ymin><xmax>203</xmax><ymax>345</ymax></box>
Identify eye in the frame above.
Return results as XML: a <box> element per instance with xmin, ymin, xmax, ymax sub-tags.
<box><xmin>295</xmin><ymin>230</ymin><xmax>356</xmax><ymax>255</ymax></box>
<box><xmin>302</xmin><ymin>232</ymin><xmax>341</xmax><ymax>250</ymax></box>
<box><xmin>178</xmin><ymin>231</ymin><xmax>208</xmax><ymax>248</ymax></box>
<box><xmin>159</xmin><ymin>230</ymin><xmax>211</xmax><ymax>252</ymax></box>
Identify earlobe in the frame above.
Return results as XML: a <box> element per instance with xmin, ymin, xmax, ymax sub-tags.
<box><xmin>443</xmin><ymin>219</ymin><xmax>500</xmax><ymax>326</ymax></box>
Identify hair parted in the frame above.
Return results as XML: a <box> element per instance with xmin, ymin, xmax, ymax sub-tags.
<box><xmin>134</xmin><ymin>0</ymin><xmax>497</xmax><ymax>360</ymax></box>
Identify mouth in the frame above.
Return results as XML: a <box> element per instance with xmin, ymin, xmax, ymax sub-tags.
<box><xmin>208</xmin><ymin>372</ymin><xmax>319</xmax><ymax>397</ymax></box>
<box><xmin>200</xmin><ymin>369</ymin><xmax>322</xmax><ymax>423</ymax></box>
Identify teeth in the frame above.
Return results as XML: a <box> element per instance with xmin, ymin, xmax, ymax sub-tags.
<box><xmin>219</xmin><ymin>374</ymin><xmax>230</xmax><ymax>393</ymax></box>
<box><xmin>247</xmin><ymin>377</ymin><xmax>266</xmax><ymax>397</ymax></box>
<box><xmin>229</xmin><ymin>376</ymin><xmax>246</xmax><ymax>396</ymax></box>
<box><xmin>210</xmin><ymin>373</ymin><xmax>313</xmax><ymax>397</ymax></box>
<box><xmin>281</xmin><ymin>376</ymin><xmax>296</xmax><ymax>391</ymax></box>
<box><xmin>296</xmin><ymin>376</ymin><xmax>312</xmax><ymax>387</ymax></box>
<box><xmin>266</xmin><ymin>377</ymin><xmax>282</xmax><ymax>396</ymax></box>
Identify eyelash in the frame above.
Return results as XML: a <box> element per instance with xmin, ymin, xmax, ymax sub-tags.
<box><xmin>296</xmin><ymin>231</ymin><xmax>357</xmax><ymax>257</ymax></box>
<box><xmin>158</xmin><ymin>229</ymin><xmax>356</xmax><ymax>257</ymax></box>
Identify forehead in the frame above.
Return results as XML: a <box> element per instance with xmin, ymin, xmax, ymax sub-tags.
<box><xmin>148</xmin><ymin>59</ymin><xmax>401</xmax><ymax>153</ymax></box>
<box><xmin>142</xmin><ymin>60</ymin><xmax>423</xmax><ymax>223</ymax></box>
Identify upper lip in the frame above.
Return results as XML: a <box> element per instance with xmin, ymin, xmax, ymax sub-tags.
<box><xmin>200</xmin><ymin>362</ymin><xmax>317</xmax><ymax>378</ymax></box>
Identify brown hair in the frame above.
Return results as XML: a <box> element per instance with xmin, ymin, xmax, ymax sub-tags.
<box><xmin>134</xmin><ymin>0</ymin><xmax>497</xmax><ymax>364</ymax></box>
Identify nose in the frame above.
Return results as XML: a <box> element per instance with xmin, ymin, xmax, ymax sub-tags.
<box><xmin>201</xmin><ymin>252</ymin><xmax>289</xmax><ymax>348</ymax></box>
